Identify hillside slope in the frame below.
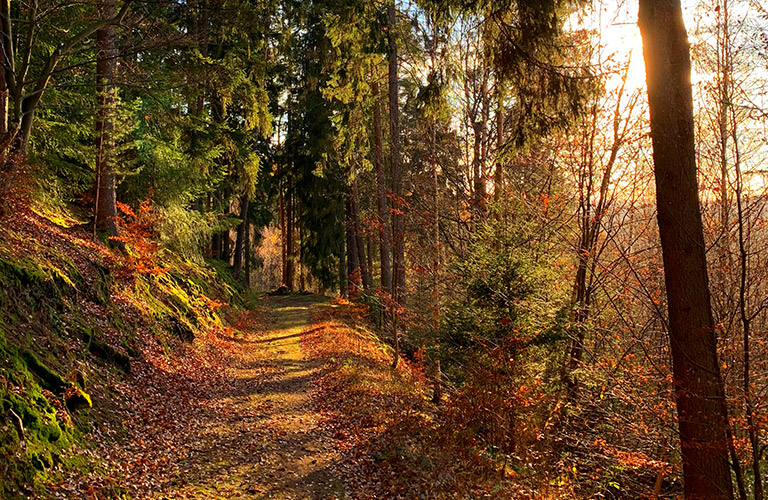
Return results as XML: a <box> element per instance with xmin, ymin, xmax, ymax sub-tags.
<box><xmin>0</xmin><ymin>204</ymin><xmax>255</xmax><ymax>498</ymax></box>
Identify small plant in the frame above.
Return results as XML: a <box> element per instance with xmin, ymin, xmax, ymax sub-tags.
<box><xmin>110</xmin><ymin>196</ymin><xmax>168</xmax><ymax>277</ymax></box>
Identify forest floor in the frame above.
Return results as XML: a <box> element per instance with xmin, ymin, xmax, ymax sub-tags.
<box><xmin>52</xmin><ymin>294</ymin><xmax>346</xmax><ymax>499</ymax></box>
<box><xmin>51</xmin><ymin>292</ymin><xmax>529</xmax><ymax>499</ymax></box>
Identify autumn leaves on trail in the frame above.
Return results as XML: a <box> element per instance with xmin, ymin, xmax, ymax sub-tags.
<box><xmin>53</xmin><ymin>295</ymin><xmax>342</xmax><ymax>499</ymax></box>
<box><xmin>52</xmin><ymin>294</ymin><xmax>536</xmax><ymax>499</ymax></box>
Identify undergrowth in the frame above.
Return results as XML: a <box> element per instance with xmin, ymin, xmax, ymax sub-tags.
<box><xmin>302</xmin><ymin>301</ymin><xmax>555</xmax><ymax>499</ymax></box>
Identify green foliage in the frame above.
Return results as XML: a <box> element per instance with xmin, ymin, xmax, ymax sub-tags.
<box><xmin>157</xmin><ymin>204</ymin><xmax>225</xmax><ymax>264</ymax></box>
<box><xmin>441</xmin><ymin>199</ymin><xmax>569</xmax><ymax>371</ymax></box>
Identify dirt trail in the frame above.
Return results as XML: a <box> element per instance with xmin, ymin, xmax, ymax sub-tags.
<box><xmin>55</xmin><ymin>295</ymin><xmax>345</xmax><ymax>499</ymax></box>
<box><xmin>177</xmin><ymin>294</ymin><xmax>344</xmax><ymax>500</ymax></box>
<box><xmin>234</xmin><ymin>294</ymin><xmax>343</xmax><ymax>499</ymax></box>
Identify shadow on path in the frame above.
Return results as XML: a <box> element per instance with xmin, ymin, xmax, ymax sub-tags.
<box><xmin>168</xmin><ymin>294</ymin><xmax>344</xmax><ymax>499</ymax></box>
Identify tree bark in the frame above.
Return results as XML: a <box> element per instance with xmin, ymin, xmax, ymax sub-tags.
<box><xmin>233</xmin><ymin>195</ymin><xmax>249</xmax><ymax>278</ymax></box>
<box><xmin>95</xmin><ymin>0</ymin><xmax>119</xmax><ymax>237</ymax></box>
<box><xmin>346</xmin><ymin>194</ymin><xmax>360</xmax><ymax>294</ymax></box>
<box><xmin>388</xmin><ymin>0</ymin><xmax>403</xmax><ymax>368</ymax></box>
<box><xmin>279</xmin><ymin>174</ymin><xmax>287</xmax><ymax>285</ymax></box>
<box><xmin>244</xmin><ymin>218</ymin><xmax>251</xmax><ymax>288</ymax></box>
<box><xmin>222</xmin><ymin>187</ymin><xmax>232</xmax><ymax>262</ymax></box>
<box><xmin>351</xmin><ymin>178</ymin><xmax>370</xmax><ymax>290</ymax></box>
<box><xmin>372</xmin><ymin>79</ymin><xmax>392</xmax><ymax>294</ymax></box>
<box><xmin>286</xmin><ymin>190</ymin><xmax>295</xmax><ymax>290</ymax></box>
<box><xmin>338</xmin><ymin>234</ymin><xmax>347</xmax><ymax>298</ymax></box>
<box><xmin>494</xmin><ymin>85</ymin><xmax>504</xmax><ymax>210</ymax></box>
<box><xmin>639</xmin><ymin>1</ymin><xmax>734</xmax><ymax>498</ymax></box>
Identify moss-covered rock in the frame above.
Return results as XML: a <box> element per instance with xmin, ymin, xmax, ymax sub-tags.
<box><xmin>64</xmin><ymin>386</ymin><xmax>92</xmax><ymax>412</ymax></box>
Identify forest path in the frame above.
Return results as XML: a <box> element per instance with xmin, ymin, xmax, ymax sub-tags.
<box><xmin>176</xmin><ymin>294</ymin><xmax>344</xmax><ymax>500</ymax></box>
<box><xmin>54</xmin><ymin>294</ymin><xmax>346</xmax><ymax>499</ymax></box>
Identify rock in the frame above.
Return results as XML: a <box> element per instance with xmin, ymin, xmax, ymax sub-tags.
<box><xmin>65</xmin><ymin>385</ymin><xmax>92</xmax><ymax>411</ymax></box>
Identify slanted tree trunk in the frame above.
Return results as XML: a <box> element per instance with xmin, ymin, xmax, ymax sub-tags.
<box><xmin>639</xmin><ymin>1</ymin><xmax>734</xmax><ymax>497</ymax></box>
<box><xmin>94</xmin><ymin>0</ymin><xmax>119</xmax><ymax>237</ymax></box>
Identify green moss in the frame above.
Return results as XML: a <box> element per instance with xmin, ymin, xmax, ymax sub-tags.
<box><xmin>19</xmin><ymin>351</ymin><xmax>68</xmax><ymax>394</ymax></box>
<box><xmin>0</xmin><ymin>356</ymin><xmax>76</xmax><ymax>498</ymax></box>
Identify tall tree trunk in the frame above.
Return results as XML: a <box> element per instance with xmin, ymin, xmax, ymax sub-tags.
<box><xmin>388</xmin><ymin>0</ymin><xmax>404</xmax><ymax>368</ymax></box>
<box><xmin>366</xmin><ymin>235</ymin><xmax>373</xmax><ymax>289</ymax></box>
<box><xmin>94</xmin><ymin>0</ymin><xmax>119</xmax><ymax>237</ymax></box>
<box><xmin>714</xmin><ymin>3</ymin><xmax>747</xmax><ymax>497</ymax></box>
<box><xmin>734</xmin><ymin>129</ymin><xmax>762</xmax><ymax>500</ymax></box>
<box><xmin>431</xmin><ymin>119</ymin><xmax>441</xmax><ymax>405</ymax></box>
<box><xmin>472</xmin><ymin>119</ymin><xmax>484</xmax><ymax>215</ymax></box>
<box><xmin>639</xmin><ymin>1</ymin><xmax>734</xmax><ymax>498</ymax></box>
<box><xmin>222</xmin><ymin>187</ymin><xmax>231</xmax><ymax>263</ymax></box>
<box><xmin>0</xmin><ymin>0</ymin><xmax>10</xmax><ymax>142</ymax></box>
<box><xmin>338</xmin><ymin>235</ymin><xmax>347</xmax><ymax>299</ymax></box>
<box><xmin>286</xmin><ymin>190</ymin><xmax>295</xmax><ymax>290</ymax></box>
<box><xmin>372</xmin><ymin>79</ymin><xmax>392</xmax><ymax>294</ymax></box>
<box><xmin>244</xmin><ymin>219</ymin><xmax>251</xmax><ymax>288</ymax></box>
<box><xmin>299</xmin><ymin>221</ymin><xmax>305</xmax><ymax>292</ymax></box>
<box><xmin>494</xmin><ymin>85</ymin><xmax>504</xmax><ymax>210</ymax></box>
<box><xmin>279</xmin><ymin>175</ymin><xmax>287</xmax><ymax>285</ymax></box>
<box><xmin>233</xmin><ymin>195</ymin><xmax>249</xmax><ymax>278</ymax></box>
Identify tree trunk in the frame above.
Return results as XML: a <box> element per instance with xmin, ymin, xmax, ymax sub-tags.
<box><xmin>0</xmin><ymin>0</ymin><xmax>10</xmax><ymax>141</ymax></box>
<box><xmin>94</xmin><ymin>0</ymin><xmax>119</xmax><ymax>237</ymax></box>
<box><xmin>366</xmin><ymin>235</ymin><xmax>373</xmax><ymax>289</ymax></box>
<box><xmin>222</xmin><ymin>188</ymin><xmax>232</xmax><ymax>263</ymax></box>
<box><xmin>372</xmin><ymin>79</ymin><xmax>392</xmax><ymax>294</ymax></box>
<box><xmin>233</xmin><ymin>195</ymin><xmax>249</xmax><ymax>278</ymax></box>
<box><xmin>244</xmin><ymin>219</ymin><xmax>251</xmax><ymax>288</ymax></box>
<box><xmin>299</xmin><ymin>221</ymin><xmax>305</xmax><ymax>292</ymax></box>
<box><xmin>286</xmin><ymin>190</ymin><xmax>295</xmax><ymax>290</ymax></box>
<box><xmin>472</xmin><ymin>119</ymin><xmax>484</xmax><ymax>216</ymax></box>
<box><xmin>352</xmin><ymin>178</ymin><xmax>370</xmax><ymax>290</ymax></box>
<box><xmin>346</xmin><ymin>195</ymin><xmax>360</xmax><ymax>295</ymax></box>
<box><xmin>338</xmin><ymin>234</ymin><xmax>347</xmax><ymax>299</ymax></box>
<box><xmin>279</xmin><ymin>175</ymin><xmax>287</xmax><ymax>285</ymax></box>
<box><xmin>388</xmin><ymin>0</ymin><xmax>404</xmax><ymax>368</ymax></box>
<box><xmin>494</xmin><ymin>85</ymin><xmax>504</xmax><ymax>209</ymax></box>
<box><xmin>639</xmin><ymin>1</ymin><xmax>734</xmax><ymax>498</ymax></box>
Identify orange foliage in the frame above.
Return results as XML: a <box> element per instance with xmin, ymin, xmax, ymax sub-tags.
<box><xmin>110</xmin><ymin>197</ymin><xmax>168</xmax><ymax>277</ymax></box>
